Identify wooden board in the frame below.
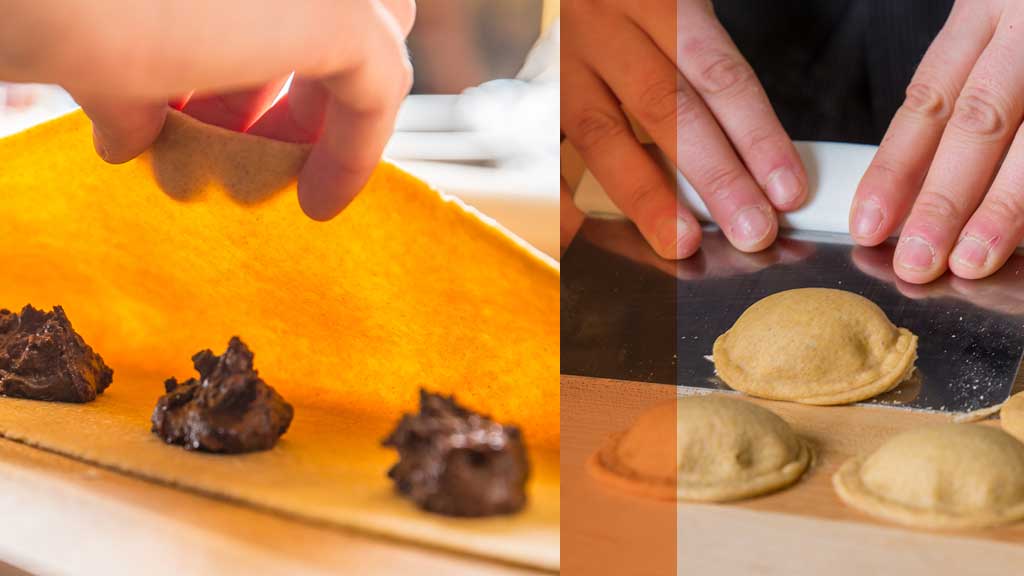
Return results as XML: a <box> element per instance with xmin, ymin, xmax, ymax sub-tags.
<box><xmin>562</xmin><ymin>375</ymin><xmax>1024</xmax><ymax>576</ymax></box>
<box><xmin>0</xmin><ymin>437</ymin><xmax>544</xmax><ymax>576</ymax></box>
<box><xmin>0</xmin><ymin>377</ymin><xmax>559</xmax><ymax>572</ymax></box>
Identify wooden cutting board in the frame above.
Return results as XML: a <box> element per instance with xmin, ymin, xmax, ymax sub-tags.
<box><xmin>561</xmin><ymin>374</ymin><xmax>1024</xmax><ymax>576</ymax></box>
<box><xmin>0</xmin><ymin>437</ymin><xmax>545</xmax><ymax>575</ymax></box>
<box><xmin>0</xmin><ymin>378</ymin><xmax>559</xmax><ymax>572</ymax></box>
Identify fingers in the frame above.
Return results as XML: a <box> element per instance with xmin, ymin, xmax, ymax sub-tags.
<box><xmin>43</xmin><ymin>0</ymin><xmax>403</xmax><ymax>100</ymax></box>
<box><xmin>64</xmin><ymin>0</ymin><xmax>408</xmax><ymax>222</ymax></box>
<box><xmin>377</xmin><ymin>0</ymin><xmax>416</xmax><ymax>36</ymax></box>
<box><xmin>247</xmin><ymin>77</ymin><xmax>328</xmax><ymax>143</ymax></box>
<box><xmin>949</xmin><ymin>123</ymin><xmax>1024</xmax><ymax>279</ymax></box>
<box><xmin>168</xmin><ymin>92</ymin><xmax>195</xmax><ymax>111</ymax></box>
<box><xmin>181</xmin><ymin>77</ymin><xmax>290</xmax><ymax>132</ymax></box>
<box><xmin>586</xmin><ymin>17</ymin><xmax>776</xmax><ymax>252</ymax></box>
<box><xmin>246</xmin><ymin>4</ymin><xmax>410</xmax><ymax>220</ymax></box>
<box><xmin>295</xmin><ymin>9</ymin><xmax>412</xmax><ymax>221</ymax></box>
<box><xmin>562</xmin><ymin>55</ymin><xmax>701</xmax><ymax>259</ymax></box>
<box><xmin>851</xmin><ymin>3</ymin><xmax>995</xmax><ymax>247</ymax></box>
<box><xmin>75</xmin><ymin>95</ymin><xmax>167</xmax><ymax>164</ymax></box>
<box><xmin>632</xmin><ymin>0</ymin><xmax>807</xmax><ymax>210</ymax></box>
<box><xmin>895</xmin><ymin>24</ymin><xmax>1024</xmax><ymax>283</ymax></box>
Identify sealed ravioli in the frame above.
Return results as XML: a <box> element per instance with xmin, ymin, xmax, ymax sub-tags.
<box><xmin>713</xmin><ymin>288</ymin><xmax>917</xmax><ymax>405</ymax></box>
<box><xmin>589</xmin><ymin>395</ymin><xmax>810</xmax><ymax>502</ymax></box>
<box><xmin>834</xmin><ymin>424</ymin><xmax>1024</xmax><ymax>529</ymax></box>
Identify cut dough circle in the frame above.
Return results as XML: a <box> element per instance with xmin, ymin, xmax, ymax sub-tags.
<box><xmin>1001</xmin><ymin>391</ymin><xmax>1024</xmax><ymax>442</ymax></box>
<box><xmin>588</xmin><ymin>394</ymin><xmax>810</xmax><ymax>502</ymax></box>
<box><xmin>833</xmin><ymin>424</ymin><xmax>1024</xmax><ymax>529</ymax></box>
<box><xmin>713</xmin><ymin>288</ymin><xmax>917</xmax><ymax>405</ymax></box>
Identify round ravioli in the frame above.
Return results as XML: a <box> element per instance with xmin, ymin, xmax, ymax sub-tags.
<box><xmin>834</xmin><ymin>424</ymin><xmax>1024</xmax><ymax>529</ymax></box>
<box><xmin>713</xmin><ymin>288</ymin><xmax>917</xmax><ymax>405</ymax></box>
<box><xmin>588</xmin><ymin>394</ymin><xmax>810</xmax><ymax>502</ymax></box>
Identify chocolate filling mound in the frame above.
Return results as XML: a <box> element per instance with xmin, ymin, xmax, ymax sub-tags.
<box><xmin>0</xmin><ymin>304</ymin><xmax>113</xmax><ymax>402</ymax></box>
<box><xmin>383</xmin><ymin>389</ymin><xmax>530</xmax><ymax>517</ymax></box>
<box><xmin>151</xmin><ymin>337</ymin><xmax>293</xmax><ymax>453</ymax></box>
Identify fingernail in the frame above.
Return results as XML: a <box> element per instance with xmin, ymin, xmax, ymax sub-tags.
<box><xmin>656</xmin><ymin>216</ymin><xmax>690</xmax><ymax>259</ymax></box>
<box><xmin>766</xmin><ymin>167</ymin><xmax>801</xmax><ymax>206</ymax></box>
<box><xmin>730</xmin><ymin>206</ymin><xmax>772</xmax><ymax>247</ymax></box>
<box><xmin>92</xmin><ymin>125</ymin><xmax>111</xmax><ymax>162</ymax></box>
<box><xmin>951</xmin><ymin>235</ymin><xmax>991</xmax><ymax>269</ymax></box>
<box><xmin>853</xmin><ymin>199</ymin><xmax>884</xmax><ymax>238</ymax></box>
<box><xmin>895</xmin><ymin>236</ymin><xmax>935</xmax><ymax>271</ymax></box>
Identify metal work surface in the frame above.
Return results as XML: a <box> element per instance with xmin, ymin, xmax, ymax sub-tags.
<box><xmin>561</xmin><ymin>218</ymin><xmax>1024</xmax><ymax>413</ymax></box>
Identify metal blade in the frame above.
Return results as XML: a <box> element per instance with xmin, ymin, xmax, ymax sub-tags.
<box><xmin>561</xmin><ymin>218</ymin><xmax>1024</xmax><ymax>413</ymax></box>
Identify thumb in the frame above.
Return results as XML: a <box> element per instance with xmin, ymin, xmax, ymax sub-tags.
<box><xmin>74</xmin><ymin>94</ymin><xmax>167</xmax><ymax>164</ymax></box>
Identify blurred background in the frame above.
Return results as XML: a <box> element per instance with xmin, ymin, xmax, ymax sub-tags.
<box><xmin>0</xmin><ymin>0</ymin><xmax>559</xmax><ymax>257</ymax></box>
<box><xmin>409</xmin><ymin>0</ymin><xmax>542</xmax><ymax>94</ymax></box>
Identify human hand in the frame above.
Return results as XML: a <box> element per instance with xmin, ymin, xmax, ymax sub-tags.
<box><xmin>561</xmin><ymin>0</ymin><xmax>808</xmax><ymax>259</ymax></box>
<box><xmin>577</xmin><ymin>218</ymin><xmax>814</xmax><ymax>281</ymax></box>
<box><xmin>0</xmin><ymin>0</ymin><xmax>414</xmax><ymax>221</ymax></box>
<box><xmin>850</xmin><ymin>0</ymin><xmax>1024</xmax><ymax>283</ymax></box>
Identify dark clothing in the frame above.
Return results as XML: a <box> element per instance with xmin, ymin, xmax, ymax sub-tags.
<box><xmin>713</xmin><ymin>0</ymin><xmax>954</xmax><ymax>144</ymax></box>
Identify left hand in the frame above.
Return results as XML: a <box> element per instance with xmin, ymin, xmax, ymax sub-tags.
<box><xmin>850</xmin><ymin>0</ymin><xmax>1024</xmax><ymax>283</ymax></box>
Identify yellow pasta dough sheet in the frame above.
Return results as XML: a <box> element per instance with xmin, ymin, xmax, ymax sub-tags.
<box><xmin>0</xmin><ymin>111</ymin><xmax>559</xmax><ymax>571</ymax></box>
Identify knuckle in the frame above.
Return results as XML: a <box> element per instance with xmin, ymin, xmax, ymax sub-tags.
<box><xmin>635</xmin><ymin>79</ymin><xmax>695</xmax><ymax>128</ymax></box>
<box><xmin>741</xmin><ymin>126</ymin><xmax>784</xmax><ymax>160</ymax></box>
<box><xmin>902</xmin><ymin>81</ymin><xmax>951</xmax><ymax>120</ymax></box>
<box><xmin>984</xmin><ymin>193</ymin><xmax>1024</xmax><ymax>221</ymax></box>
<box><xmin>950</xmin><ymin>87</ymin><xmax>1010</xmax><ymax>140</ymax></box>
<box><xmin>399</xmin><ymin>0</ymin><xmax>417</xmax><ymax>31</ymax></box>
<box><xmin>914</xmin><ymin>191</ymin><xmax>963</xmax><ymax>223</ymax></box>
<box><xmin>397</xmin><ymin>57</ymin><xmax>415</xmax><ymax>96</ymax></box>
<box><xmin>625</xmin><ymin>182</ymin><xmax>662</xmax><ymax>220</ymax></box>
<box><xmin>679</xmin><ymin>36</ymin><xmax>708</xmax><ymax>61</ymax></box>
<box><xmin>694</xmin><ymin>52</ymin><xmax>755</xmax><ymax>96</ymax></box>
<box><xmin>386</xmin><ymin>38</ymin><xmax>415</xmax><ymax>100</ymax></box>
<box><xmin>868</xmin><ymin>159</ymin><xmax>901</xmax><ymax>182</ymax></box>
<box><xmin>864</xmin><ymin>158</ymin><xmax>910</xmax><ymax>191</ymax></box>
<box><xmin>700</xmin><ymin>165</ymin><xmax>746</xmax><ymax>202</ymax></box>
<box><xmin>570</xmin><ymin>108</ymin><xmax>628</xmax><ymax>153</ymax></box>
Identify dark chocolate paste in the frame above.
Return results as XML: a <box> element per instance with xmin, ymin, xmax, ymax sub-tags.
<box><xmin>0</xmin><ymin>305</ymin><xmax>113</xmax><ymax>402</ymax></box>
<box><xmin>151</xmin><ymin>337</ymin><xmax>293</xmax><ymax>453</ymax></box>
<box><xmin>383</xmin><ymin>389</ymin><xmax>529</xmax><ymax>517</ymax></box>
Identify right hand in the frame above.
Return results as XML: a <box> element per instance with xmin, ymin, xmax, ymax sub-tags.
<box><xmin>1</xmin><ymin>0</ymin><xmax>415</xmax><ymax>222</ymax></box>
<box><xmin>562</xmin><ymin>0</ymin><xmax>808</xmax><ymax>258</ymax></box>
